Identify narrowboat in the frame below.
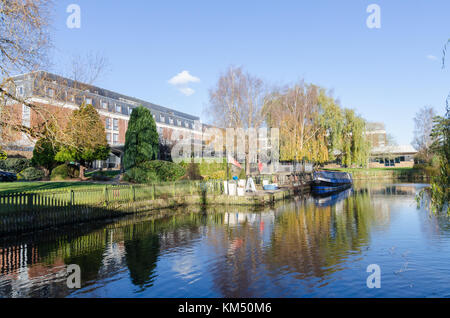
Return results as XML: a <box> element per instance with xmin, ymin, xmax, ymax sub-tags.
<box><xmin>263</xmin><ymin>184</ymin><xmax>279</xmax><ymax>191</ymax></box>
<box><xmin>312</xmin><ymin>170</ymin><xmax>352</xmax><ymax>195</ymax></box>
<box><xmin>314</xmin><ymin>187</ymin><xmax>352</xmax><ymax>207</ymax></box>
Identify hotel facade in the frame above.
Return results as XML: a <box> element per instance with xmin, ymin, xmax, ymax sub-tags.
<box><xmin>2</xmin><ymin>71</ymin><xmax>203</xmax><ymax>168</ymax></box>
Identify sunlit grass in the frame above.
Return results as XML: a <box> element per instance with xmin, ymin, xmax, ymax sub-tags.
<box><xmin>0</xmin><ymin>181</ymin><xmax>107</xmax><ymax>194</ymax></box>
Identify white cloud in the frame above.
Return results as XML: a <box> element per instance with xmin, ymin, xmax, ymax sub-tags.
<box><xmin>179</xmin><ymin>87</ymin><xmax>195</xmax><ymax>96</ymax></box>
<box><xmin>168</xmin><ymin>70</ymin><xmax>200</xmax><ymax>85</ymax></box>
<box><xmin>168</xmin><ymin>70</ymin><xmax>200</xmax><ymax>96</ymax></box>
<box><xmin>426</xmin><ymin>54</ymin><xmax>438</xmax><ymax>61</ymax></box>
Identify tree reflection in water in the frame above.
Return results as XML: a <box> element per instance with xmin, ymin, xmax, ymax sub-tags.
<box><xmin>1</xmin><ymin>183</ymin><xmax>448</xmax><ymax>298</ymax></box>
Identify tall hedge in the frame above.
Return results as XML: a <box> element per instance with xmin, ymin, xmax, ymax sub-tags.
<box><xmin>123</xmin><ymin>106</ymin><xmax>159</xmax><ymax>170</ymax></box>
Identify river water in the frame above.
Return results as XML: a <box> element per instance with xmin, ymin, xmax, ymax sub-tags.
<box><xmin>0</xmin><ymin>182</ymin><xmax>449</xmax><ymax>298</ymax></box>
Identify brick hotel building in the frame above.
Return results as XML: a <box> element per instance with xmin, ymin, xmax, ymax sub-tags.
<box><xmin>2</xmin><ymin>71</ymin><xmax>203</xmax><ymax>168</ymax></box>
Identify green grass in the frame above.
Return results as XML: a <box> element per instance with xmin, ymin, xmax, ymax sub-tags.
<box><xmin>323</xmin><ymin>167</ymin><xmax>416</xmax><ymax>172</ymax></box>
<box><xmin>323</xmin><ymin>167</ymin><xmax>429</xmax><ymax>180</ymax></box>
<box><xmin>0</xmin><ymin>181</ymin><xmax>107</xmax><ymax>194</ymax></box>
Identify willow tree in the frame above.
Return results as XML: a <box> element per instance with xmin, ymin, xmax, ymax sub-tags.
<box><xmin>265</xmin><ymin>82</ymin><xmax>328</xmax><ymax>163</ymax></box>
<box><xmin>341</xmin><ymin>109</ymin><xmax>370</xmax><ymax>167</ymax></box>
<box><xmin>318</xmin><ymin>90</ymin><xmax>344</xmax><ymax>161</ymax></box>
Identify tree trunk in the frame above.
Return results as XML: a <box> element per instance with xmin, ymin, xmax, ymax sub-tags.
<box><xmin>79</xmin><ymin>165</ymin><xmax>86</xmax><ymax>180</ymax></box>
<box><xmin>245</xmin><ymin>152</ymin><xmax>250</xmax><ymax>177</ymax></box>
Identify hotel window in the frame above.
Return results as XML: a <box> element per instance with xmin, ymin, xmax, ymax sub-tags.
<box><xmin>185</xmin><ymin>122</ymin><xmax>189</xmax><ymax>128</ymax></box>
<box><xmin>102</xmin><ymin>101</ymin><xmax>108</xmax><ymax>109</ymax></box>
<box><xmin>105</xmin><ymin>118</ymin><xmax>111</xmax><ymax>130</ymax></box>
<box><xmin>113</xmin><ymin>118</ymin><xmax>119</xmax><ymax>131</ymax></box>
<box><xmin>113</xmin><ymin>133</ymin><xmax>119</xmax><ymax>144</ymax></box>
<box><xmin>16</xmin><ymin>86</ymin><xmax>24</xmax><ymax>96</ymax></box>
<box><xmin>177</xmin><ymin>119</ymin><xmax>181</xmax><ymax>126</ymax></box>
<box><xmin>22</xmin><ymin>104</ymin><xmax>30</xmax><ymax>128</ymax></box>
<box><xmin>106</xmin><ymin>134</ymin><xmax>111</xmax><ymax>143</ymax></box>
<box><xmin>116</xmin><ymin>104</ymin><xmax>121</xmax><ymax>113</ymax></box>
<box><xmin>47</xmin><ymin>88</ymin><xmax>54</xmax><ymax>98</ymax></box>
<box><xmin>169</xmin><ymin>117</ymin><xmax>174</xmax><ymax>124</ymax></box>
<box><xmin>85</xmin><ymin>97</ymin><xmax>93</xmax><ymax>105</ymax></box>
<box><xmin>160</xmin><ymin>115</ymin><xmax>165</xmax><ymax>122</ymax></box>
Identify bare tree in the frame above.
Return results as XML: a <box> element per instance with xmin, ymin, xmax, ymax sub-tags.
<box><xmin>207</xmin><ymin>66</ymin><xmax>268</xmax><ymax>174</ymax></box>
<box><xmin>0</xmin><ymin>0</ymin><xmax>52</xmax><ymax>77</ymax></box>
<box><xmin>65</xmin><ymin>51</ymin><xmax>110</xmax><ymax>86</ymax></box>
<box><xmin>0</xmin><ymin>0</ymin><xmax>54</xmax><ymax>152</ymax></box>
<box><xmin>413</xmin><ymin>105</ymin><xmax>436</xmax><ymax>162</ymax></box>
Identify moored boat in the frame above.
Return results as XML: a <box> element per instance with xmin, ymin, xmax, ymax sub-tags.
<box><xmin>312</xmin><ymin>170</ymin><xmax>352</xmax><ymax>194</ymax></box>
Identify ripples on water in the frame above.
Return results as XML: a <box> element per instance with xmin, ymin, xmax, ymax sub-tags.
<box><xmin>0</xmin><ymin>182</ymin><xmax>449</xmax><ymax>298</ymax></box>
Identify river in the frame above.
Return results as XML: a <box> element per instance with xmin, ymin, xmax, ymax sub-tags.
<box><xmin>1</xmin><ymin>182</ymin><xmax>449</xmax><ymax>298</ymax></box>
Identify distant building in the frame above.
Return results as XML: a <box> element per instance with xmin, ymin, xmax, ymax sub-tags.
<box><xmin>369</xmin><ymin>144</ymin><xmax>417</xmax><ymax>168</ymax></box>
<box><xmin>365</xmin><ymin>122</ymin><xmax>417</xmax><ymax>167</ymax></box>
<box><xmin>366</xmin><ymin>122</ymin><xmax>387</xmax><ymax>148</ymax></box>
<box><xmin>2</xmin><ymin>71</ymin><xmax>203</xmax><ymax>168</ymax></box>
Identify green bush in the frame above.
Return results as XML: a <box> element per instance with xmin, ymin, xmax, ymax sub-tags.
<box><xmin>124</xmin><ymin>160</ymin><xmax>185</xmax><ymax>183</ymax></box>
<box><xmin>50</xmin><ymin>164</ymin><xmax>80</xmax><ymax>181</ymax></box>
<box><xmin>180</xmin><ymin>163</ymin><xmax>203</xmax><ymax>180</ymax></box>
<box><xmin>123</xmin><ymin>167</ymin><xmax>159</xmax><ymax>184</ymax></box>
<box><xmin>17</xmin><ymin>167</ymin><xmax>45</xmax><ymax>181</ymax></box>
<box><xmin>0</xmin><ymin>158</ymin><xmax>31</xmax><ymax>173</ymax></box>
<box><xmin>179</xmin><ymin>160</ymin><xmax>230</xmax><ymax>180</ymax></box>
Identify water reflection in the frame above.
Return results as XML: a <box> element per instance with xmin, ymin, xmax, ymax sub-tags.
<box><xmin>0</xmin><ymin>183</ymin><xmax>449</xmax><ymax>298</ymax></box>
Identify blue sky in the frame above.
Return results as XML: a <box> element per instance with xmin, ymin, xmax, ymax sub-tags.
<box><xmin>49</xmin><ymin>0</ymin><xmax>449</xmax><ymax>145</ymax></box>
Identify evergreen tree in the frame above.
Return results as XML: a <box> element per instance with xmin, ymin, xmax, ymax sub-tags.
<box><xmin>31</xmin><ymin>137</ymin><xmax>59</xmax><ymax>176</ymax></box>
<box><xmin>55</xmin><ymin>103</ymin><xmax>110</xmax><ymax>179</ymax></box>
<box><xmin>123</xmin><ymin>106</ymin><xmax>159</xmax><ymax>170</ymax></box>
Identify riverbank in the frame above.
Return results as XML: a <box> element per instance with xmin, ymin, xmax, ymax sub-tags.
<box><xmin>0</xmin><ymin>181</ymin><xmax>310</xmax><ymax>235</ymax></box>
<box><xmin>323</xmin><ymin>167</ymin><xmax>429</xmax><ymax>180</ymax></box>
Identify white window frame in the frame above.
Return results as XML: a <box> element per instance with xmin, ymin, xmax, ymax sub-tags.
<box><xmin>106</xmin><ymin>118</ymin><xmax>112</xmax><ymax>130</ymax></box>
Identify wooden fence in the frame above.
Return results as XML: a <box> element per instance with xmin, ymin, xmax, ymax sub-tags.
<box><xmin>0</xmin><ymin>180</ymin><xmax>224</xmax><ymax>235</ymax></box>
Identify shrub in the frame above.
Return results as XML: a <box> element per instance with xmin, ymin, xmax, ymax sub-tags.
<box><xmin>17</xmin><ymin>167</ymin><xmax>45</xmax><ymax>181</ymax></box>
<box><xmin>139</xmin><ymin>160</ymin><xmax>185</xmax><ymax>182</ymax></box>
<box><xmin>50</xmin><ymin>164</ymin><xmax>80</xmax><ymax>181</ymax></box>
<box><xmin>180</xmin><ymin>160</ymin><xmax>230</xmax><ymax>180</ymax></box>
<box><xmin>180</xmin><ymin>163</ymin><xmax>203</xmax><ymax>180</ymax></box>
<box><xmin>123</xmin><ymin>167</ymin><xmax>159</xmax><ymax>184</ymax></box>
<box><xmin>203</xmin><ymin>170</ymin><xmax>226</xmax><ymax>180</ymax></box>
<box><xmin>124</xmin><ymin>160</ymin><xmax>185</xmax><ymax>183</ymax></box>
<box><xmin>0</xmin><ymin>158</ymin><xmax>31</xmax><ymax>173</ymax></box>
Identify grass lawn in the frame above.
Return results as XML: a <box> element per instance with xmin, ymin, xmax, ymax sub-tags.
<box><xmin>323</xmin><ymin>167</ymin><xmax>416</xmax><ymax>172</ymax></box>
<box><xmin>0</xmin><ymin>181</ymin><xmax>108</xmax><ymax>194</ymax></box>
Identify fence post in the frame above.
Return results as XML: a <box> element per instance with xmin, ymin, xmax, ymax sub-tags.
<box><xmin>27</xmin><ymin>193</ymin><xmax>34</xmax><ymax>210</ymax></box>
<box><xmin>103</xmin><ymin>186</ymin><xmax>108</xmax><ymax>205</ymax></box>
<box><xmin>131</xmin><ymin>185</ymin><xmax>135</xmax><ymax>202</ymax></box>
<box><xmin>70</xmin><ymin>190</ymin><xmax>75</xmax><ymax>206</ymax></box>
<box><xmin>151</xmin><ymin>183</ymin><xmax>155</xmax><ymax>200</ymax></box>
